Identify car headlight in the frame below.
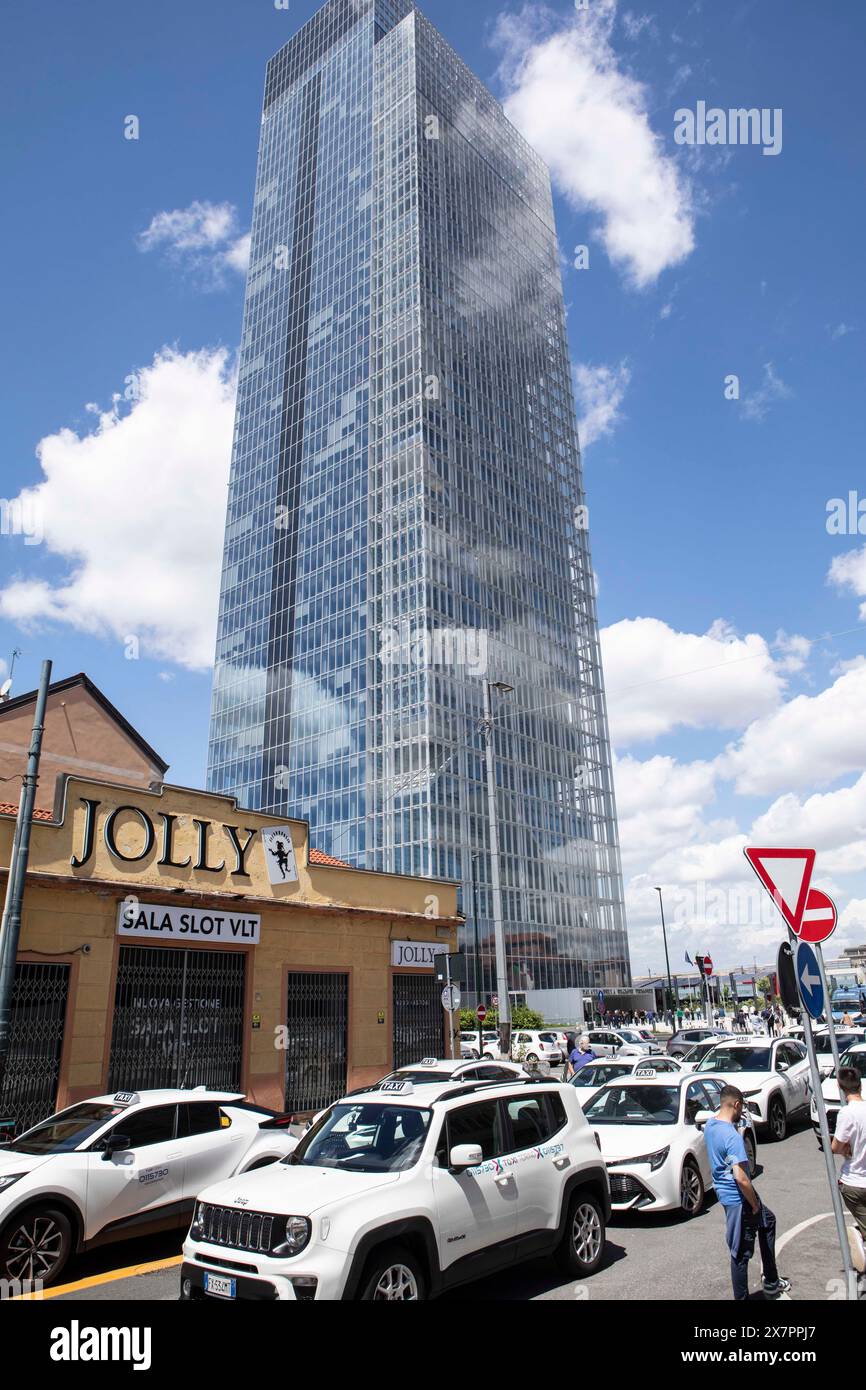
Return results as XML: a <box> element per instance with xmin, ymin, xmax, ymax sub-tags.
<box><xmin>0</xmin><ymin>1173</ymin><xmax>25</xmax><ymax>1194</ymax></box>
<box><xmin>189</xmin><ymin>1201</ymin><xmax>206</xmax><ymax>1238</ymax></box>
<box><xmin>608</xmin><ymin>1146</ymin><xmax>670</xmax><ymax>1172</ymax></box>
<box><xmin>741</xmin><ymin>1089</ymin><xmax>762</xmax><ymax>1099</ymax></box>
<box><xmin>273</xmin><ymin>1215</ymin><xmax>311</xmax><ymax>1257</ymax></box>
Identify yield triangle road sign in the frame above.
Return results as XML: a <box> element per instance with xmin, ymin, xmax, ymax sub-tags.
<box><xmin>744</xmin><ymin>846</ymin><xmax>816</xmax><ymax>935</ymax></box>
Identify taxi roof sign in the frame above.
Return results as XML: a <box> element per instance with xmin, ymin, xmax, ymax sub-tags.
<box><xmin>420</xmin><ymin>1058</ymin><xmax>437</xmax><ymax>1066</ymax></box>
<box><xmin>380</xmin><ymin>1080</ymin><xmax>414</xmax><ymax>1095</ymax></box>
<box><xmin>113</xmin><ymin>1091</ymin><xmax>140</xmax><ymax>1106</ymax></box>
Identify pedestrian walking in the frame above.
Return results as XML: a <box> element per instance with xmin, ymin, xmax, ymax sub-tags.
<box><xmin>831</xmin><ymin>1066</ymin><xmax>866</xmax><ymax>1287</ymax></box>
<box><xmin>704</xmin><ymin>1084</ymin><xmax>791</xmax><ymax>1300</ymax></box>
<box><xmin>567</xmin><ymin>1034</ymin><xmax>597</xmax><ymax>1079</ymax></box>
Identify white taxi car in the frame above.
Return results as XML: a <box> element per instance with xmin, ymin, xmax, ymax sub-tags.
<box><xmin>811</xmin><ymin>1043</ymin><xmax>866</xmax><ymax>1147</ymax></box>
<box><xmin>305</xmin><ymin>1057</ymin><xmax>528</xmax><ymax>1130</ymax></box>
<box><xmin>586</xmin><ymin>1028</ymin><xmax>662</xmax><ymax>1059</ymax></box>
<box><xmin>181</xmin><ymin>1077</ymin><xmax>610</xmax><ymax>1301</ymax></box>
<box><xmin>460</xmin><ymin>1032</ymin><xmax>509</xmax><ymax>1061</ymax></box>
<box><xmin>510</xmin><ymin>1031</ymin><xmax>563</xmax><ymax>1063</ymax></box>
<box><xmin>583</xmin><ymin>1073</ymin><xmax>757</xmax><ymax>1217</ymax></box>
<box><xmin>570</xmin><ymin>1056</ymin><xmax>685</xmax><ymax>1104</ymax></box>
<box><xmin>0</xmin><ymin>1089</ymin><xmax>297</xmax><ymax>1286</ymax></box>
<box><xmin>690</xmin><ymin>1038</ymin><xmax>810</xmax><ymax>1141</ymax></box>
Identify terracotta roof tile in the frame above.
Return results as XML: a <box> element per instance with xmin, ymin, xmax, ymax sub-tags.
<box><xmin>0</xmin><ymin>803</ymin><xmax>53</xmax><ymax>821</ymax></box>
<box><xmin>308</xmin><ymin>847</ymin><xmax>352</xmax><ymax>868</ymax></box>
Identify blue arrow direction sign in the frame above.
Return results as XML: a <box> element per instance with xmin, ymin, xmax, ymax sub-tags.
<box><xmin>795</xmin><ymin>940</ymin><xmax>825</xmax><ymax>1020</ymax></box>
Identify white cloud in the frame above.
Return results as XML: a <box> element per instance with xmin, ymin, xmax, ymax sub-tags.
<box><xmin>828</xmin><ymin>322</ymin><xmax>857</xmax><ymax>341</ymax></box>
<box><xmin>772</xmin><ymin>630</ymin><xmax>811</xmax><ymax>673</ymax></box>
<box><xmin>741</xmin><ymin>361</ymin><xmax>793</xmax><ymax>423</ymax></box>
<box><xmin>840</xmin><ymin>899</ymin><xmax>866</xmax><ymax>936</ymax></box>
<box><xmin>621</xmin><ymin>11</ymin><xmax>657</xmax><ymax>41</ymax></box>
<box><xmin>493</xmin><ymin>2</ymin><xmax>695</xmax><ymax>288</ymax></box>
<box><xmin>614</xmin><ymin>752</ymin><xmax>722</xmax><ymax>874</ymax></box>
<box><xmin>137</xmin><ymin>201</ymin><xmax>250</xmax><ymax>287</ymax></box>
<box><xmin>829</xmin><ymin>545</ymin><xmax>866</xmax><ymax>620</ymax></box>
<box><xmin>0</xmin><ymin>348</ymin><xmax>236</xmax><ymax>669</ymax></box>
<box><xmin>601</xmin><ymin>617</ymin><xmax>791</xmax><ymax>745</ymax></box>
<box><xmin>718</xmin><ymin>661</ymin><xmax>866</xmax><ymax>796</ymax></box>
<box><xmin>749</xmin><ymin>775</ymin><xmax>866</xmax><ymax>873</ymax></box>
<box><xmin>573</xmin><ymin>360</ymin><xmax>631</xmax><ymax>446</ymax></box>
<box><xmin>659</xmin><ymin>301</ymin><xmax>672</xmax><ymax>319</ymax></box>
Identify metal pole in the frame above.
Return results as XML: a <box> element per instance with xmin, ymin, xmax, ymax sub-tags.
<box><xmin>445</xmin><ymin>951</ymin><xmax>455</xmax><ymax>1060</ymax></box>
<box><xmin>802</xmin><ymin>1006</ymin><xmax>856</xmax><ymax>1299</ymax></box>
<box><xmin>482</xmin><ymin>681</ymin><xmax>511</xmax><ymax>1056</ymax></box>
<box><xmin>470</xmin><ymin>852</ymin><xmax>482</xmax><ymax>1007</ymax></box>
<box><xmin>654</xmin><ymin>888</ymin><xmax>674</xmax><ymax>1023</ymax></box>
<box><xmin>816</xmin><ymin>944</ymin><xmax>845</xmax><ymax>1108</ymax></box>
<box><xmin>0</xmin><ymin>659</ymin><xmax>52</xmax><ymax>1100</ymax></box>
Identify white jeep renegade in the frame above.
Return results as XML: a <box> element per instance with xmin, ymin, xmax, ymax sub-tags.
<box><xmin>180</xmin><ymin>1077</ymin><xmax>609</xmax><ymax>1301</ymax></box>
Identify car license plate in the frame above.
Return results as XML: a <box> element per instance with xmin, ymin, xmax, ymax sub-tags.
<box><xmin>204</xmin><ymin>1272</ymin><xmax>236</xmax><ymax>1300</ymax></box>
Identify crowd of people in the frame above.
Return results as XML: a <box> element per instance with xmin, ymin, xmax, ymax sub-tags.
<box><xmin>587</xmin><ymin>1004</ymin><xmax>789</xmax><ymax>1034</ymax></box>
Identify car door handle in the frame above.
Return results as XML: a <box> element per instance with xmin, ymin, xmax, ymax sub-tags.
<box><xmin>554</xmin><ymin>1156</ymin><xmax>570</xmax><ymax>1171</ymax></box>
<box><xmin>495</xmin><ymin>1175</ymin><xmax>513</xmax><ymax>1188</ymax></box>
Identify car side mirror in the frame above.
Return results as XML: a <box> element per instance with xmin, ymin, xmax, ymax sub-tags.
<box><xmin>776</xmin><ymin>1062</ymin><xmax>789</xmax><ymax>1073</ymax></box>
<box><xmin>694</xmin><ymin>1109</ymin><xmax>714</xmax><ymax>1128</ymax></box>
<box><xmin>102</xmin><ymin>1132</ymin><xmax>131</xmax><ymax>1160</ymax></box>
<box><xmin>449</xmin><ymin>1144</ymin><xmax>483</xmax><ymax>1171</ymax></box>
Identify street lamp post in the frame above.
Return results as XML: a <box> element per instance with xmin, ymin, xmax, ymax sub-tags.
<box><xmin>470</xmin><ymin>851</ymin><xmax>482</xmax><ymax>1005</ymax></box>
<box><xmin>481</xmin><ymin>680</ymin><xmax>513</xmax><ymax>1056</ymax></box>
<box><xmin>654</xmin><ymin>886</ymin><xmax>675</xmax><ymax>1023</ymax></box>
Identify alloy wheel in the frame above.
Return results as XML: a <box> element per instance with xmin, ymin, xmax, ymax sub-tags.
<box><xmin>572</xmin><ymin>1201</ymin><xmax>602</xmax><ymax>1267</ymax></box>
<box><xmin>680</xmin><ymin>1163</ymin><xmax>703</xmax><ymax>1214</ymax></box>
<box><xmin>372</xmin><ymin>1263</ymin><xmax>419</xmax><ymax>1301</ymax></box>
<box><xmin>6</xmin><ymin>1215</ymin><xmax>65</xmax><ymax>1283</ymax></box>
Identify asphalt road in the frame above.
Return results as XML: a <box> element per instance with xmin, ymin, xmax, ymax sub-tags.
<box><xmin>32</xmin><ymin>1108</ymin><xmax>857</xmax><ymax>1303</ymax></box>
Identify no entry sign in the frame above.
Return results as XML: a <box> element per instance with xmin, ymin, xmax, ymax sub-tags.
<box><xmin>799</xmin><ymin>887</ymin><xmax>838</xmax><ymax>945</ymax></box>
<box><xmin>476</xmin><ymin>1004</ymin><xmax>487</xmax><ymax>1023</ymax></box>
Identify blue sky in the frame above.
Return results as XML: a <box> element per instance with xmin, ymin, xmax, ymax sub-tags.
<box><xmin>2</xmin><ymin>0</ymin><xmax>866</xmax><ymax>972</ymax></box>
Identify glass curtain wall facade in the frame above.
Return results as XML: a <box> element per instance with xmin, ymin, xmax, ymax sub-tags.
<box><xmin>208</xmin><ymin>0</ymin><xmax>631</xmax><ymax>994</ymax></box>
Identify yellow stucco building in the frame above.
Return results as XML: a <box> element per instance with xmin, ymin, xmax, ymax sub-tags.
<box><xmin>0</xmin><ymin>774</ymin><xmax>459</xmax><ymax>1131</ymax></box>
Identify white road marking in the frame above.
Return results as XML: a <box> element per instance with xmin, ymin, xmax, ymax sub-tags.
<box><xmin>776</xmin><ymin>1211</ymin><xmax>833</xmax><ymax>1255</ymax></box>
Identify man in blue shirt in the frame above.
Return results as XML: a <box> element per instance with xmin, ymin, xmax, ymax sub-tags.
<box><xmin>567</xmin><ymin>1035</ymin><xmax>596</xmax><ymax>1078</ymax></box>
<box><xmin>704</xmin><ymin>1084</ymin><xmax>791</xmax><ymax>1300</ymax></box>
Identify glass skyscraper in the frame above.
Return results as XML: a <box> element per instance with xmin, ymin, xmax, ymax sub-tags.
<box><xmin>207</xmin><ymin>0</ymin><xmax>631</xmax><ymax>995</ymax></box>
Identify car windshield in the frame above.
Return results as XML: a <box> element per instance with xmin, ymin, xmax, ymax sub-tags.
<box><xmin>583</xmin><ymin>1085</ymin><xmax>680</xmax><ymax>1125</ymax></box>
<box><xmin>618</xmin><ymin>1031</ymin><xmax>644</xmax><ymax>1043</ymax></box>
<box><xmin>696</xmin><ymin>1047</ymin><xmax>771</xmax><ymax>1073</ymax></box>
<box><xmin>816</xmin><ymin>1033</ymin><xmax>859</xmax><ymax>1054</ymax></box>
<box><xmin>572</xmin><ymin>1063</ymin><xmax>632</xmax><ymax>1088</ymax></box>
<box><xmin>839</xmin><ymin>1051</ymin><xmax>866</xmax><ymax>1079</ymax></box>
<box><xmin>6</xmin><ymin>1102</ymin><xmax>123</xmax><ymax>1154</ymax></box>
<box><xmin>287</xmin><ymin>1102</ymin><xmax>432</xmax><ymax>1172</ymax></box>
<box><xmin>682</xmin><ymin>1042</ymin><xmax>714</xmax><ymax>1062</ymax></box>
<box><xmin>538</xmin><ymin>1033</ymin><xmax>558</xmax><ymax>1043</ymax></box>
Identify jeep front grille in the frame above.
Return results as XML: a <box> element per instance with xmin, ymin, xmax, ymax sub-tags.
<box><xmin>196</xmin><ymin>1204</ymin><xmax>278</xmax><ymax>1254</ymax></box>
